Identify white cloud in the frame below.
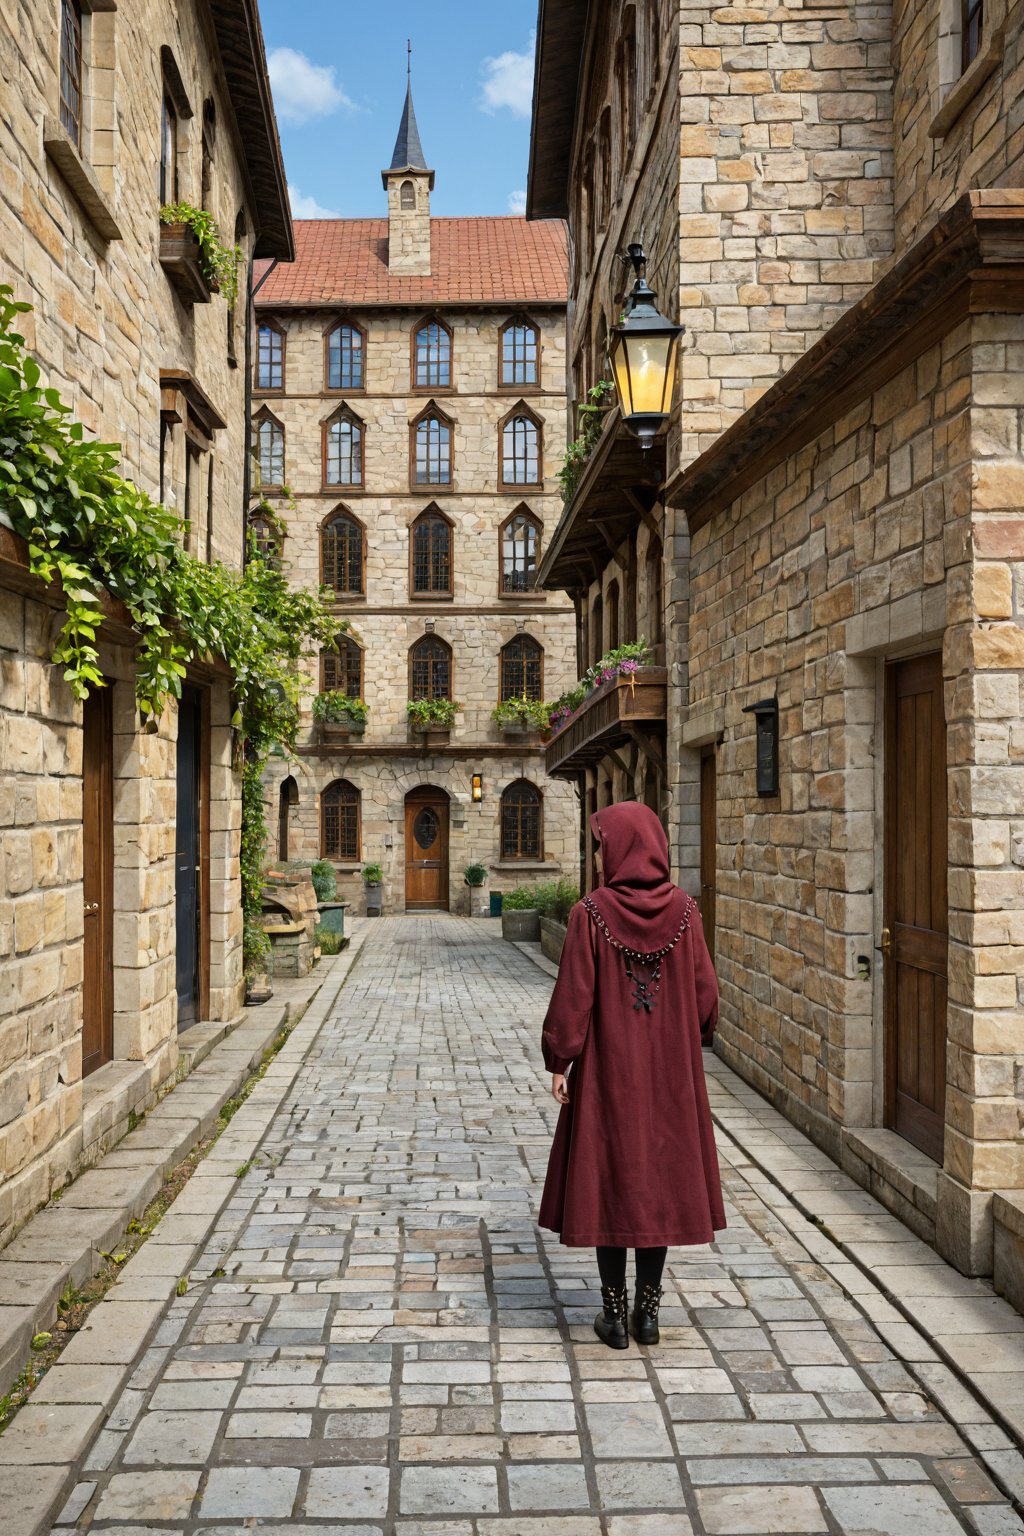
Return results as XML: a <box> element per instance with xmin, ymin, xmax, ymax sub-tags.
<box><xmin>288</xmin><ymin>184</ymin><xmax>341</xmax><ymax>220</ymax></box>
<box><xmin>479</xmin><ymin>36</ymin><xmax>535</xmax><ymax>119</ymax></box>
<box><xmin>269</xmin><ymin>47</ymin><xmax>354</xmax><ymax>127</ymax></box>
<box><xmin>507</xmin><ymin>189</ymin><xmax>527</xmax><ymax>215</ymax></box>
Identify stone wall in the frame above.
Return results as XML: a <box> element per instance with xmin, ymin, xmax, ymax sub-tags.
<box><xmin>254</xmin><ymin>302</ymin><xmax>581</xmax><ymax>912</ymax></box>
<box><xmin>0</xmin><ymin>0</ymin><xmax>269</xmax><ymax>1244</ymax></box>
<box><xmin>685</xmin><ymin>313</ymin><xmax>1024</xmax><ymax>1269</ymax></box>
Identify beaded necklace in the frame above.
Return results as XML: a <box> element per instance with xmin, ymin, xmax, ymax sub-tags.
<box><xmin>582</xmin><ymin>894</ymin><xmax>694</xmax><ymax>1014</ymax></box>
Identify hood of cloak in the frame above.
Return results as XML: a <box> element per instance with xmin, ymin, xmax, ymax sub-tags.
<box><xmin>586</xmin><ymin>802</ymin><xmax>692</xmax><ymax>953</ymax></box>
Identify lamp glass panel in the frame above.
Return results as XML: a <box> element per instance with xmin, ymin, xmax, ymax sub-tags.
<box><xmin>622</xmin><ymin>333</ymin><xmax>672</xmax><ymax>415</ymax></box>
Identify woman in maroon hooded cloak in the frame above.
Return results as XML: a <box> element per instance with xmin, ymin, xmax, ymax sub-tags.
<box><xmin>539</xmin><ymin>801</ymin><xmax>725</xmax><ymax>1348</ymax></box>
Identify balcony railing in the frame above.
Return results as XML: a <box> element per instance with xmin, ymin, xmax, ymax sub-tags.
<box><xmin>544</xmin><ymin>667</ymin><xmax>667</xmax><ymax>777</ymax></box>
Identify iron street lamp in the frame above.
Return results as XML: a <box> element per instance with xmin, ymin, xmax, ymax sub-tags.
<box><xmin>609</xmin><ymin>243</ymin><xmax>684</xmax><ymax>451</ymax></box>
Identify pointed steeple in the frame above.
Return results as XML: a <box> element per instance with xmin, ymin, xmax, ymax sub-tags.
<box><xmin>383</xmin><ymin>43</ymin><xmax>433</xmax><ymax>275</ymax></box>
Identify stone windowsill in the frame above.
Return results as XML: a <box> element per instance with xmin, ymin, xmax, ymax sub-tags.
<box><xmin>491</xmin><ymin>861</ymin><xmax>562</xmax><ymax>873</ymax></box>
<box><xmin>928</xmin><ymin>25</ymin><xmax>1005</xmax><ymax>139</ymax></box>
<box><xmin>43</xmin><ymin>117</ymin><xmax>122</xmax><ymax>242</ymax></box>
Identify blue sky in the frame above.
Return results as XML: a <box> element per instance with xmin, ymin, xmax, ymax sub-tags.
<box><xmin>258</xmin><ymin>0</ymin><xmax>539</xmax><ymax>219</ymax></box>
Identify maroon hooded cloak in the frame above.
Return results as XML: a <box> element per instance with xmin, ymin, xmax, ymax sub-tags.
<box><xmin>538</xmin><ymin>802</ymin><xmax>726</xmax><ymax>1247</ymax></box>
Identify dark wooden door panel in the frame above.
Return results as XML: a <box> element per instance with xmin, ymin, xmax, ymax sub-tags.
<box><xmin>884</xmin><ymin>653</ymin><xmax>947</xmax><ymax>1163</ymax></box>
<box><xmin>699</xmin><ymin>747</ymin><xmax>716</xmax><ymax>962</ymax></box>
<box><xmin>405</xmin><ymin>795</ymin><xmax>449</xmax><ymax>910</ymax></box>
<box><xmin>175</xmin><ymin>688</ymin><xmax>201</xmax><ymax>1027</ymax></box>
<box><xmin>82</xmin><ymin>688</ymin><xmax>113</xmax><ymax>1077</ymax></box>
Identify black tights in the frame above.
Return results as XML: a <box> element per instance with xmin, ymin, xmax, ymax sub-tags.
<box><xmin>596</xmin><ymin>1245</ymin><xmax>667</xmax><ymax>1292</ymax></box>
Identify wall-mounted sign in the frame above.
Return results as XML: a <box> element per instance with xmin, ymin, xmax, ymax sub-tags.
<box><xmin>741</xmin><ymin>697</ymin><xmax>779</xmax><ymax>797</ymax></box>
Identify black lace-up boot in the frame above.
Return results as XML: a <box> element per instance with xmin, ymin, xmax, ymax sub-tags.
<box><xmin>631</xmin><ymin>1283</ymin><xmax>663</xmax><ymax>1345</ymax></box>
<box><xmin>594</xmin><ymin>1283</ymin><xmax>629</xmax><ymax>1349</ymax></box>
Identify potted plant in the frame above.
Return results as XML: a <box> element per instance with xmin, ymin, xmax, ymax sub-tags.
<box><xmin>534</xmin><ymin>877</ymin><xmax>580</xmax><ymax>963</ymax></box>
<box><xmin>362</xmin><ymin>861</ymin><xmax>384</xmax><ymax>916</ymax></box>
<box><xmin>310</xmin><ymin>859</ymin><xmax>347</xmax><ymax>937</ymax></box>
<box><xmin>313</xmin><ymin>691</ymin><xmax>368</xmax><ymax>744</ymax></box>
<box><xmin>491</xmin><ymin>697</ymin><xmax>549</xmax><ymax>738</ymax></box>
<box><xmin>500</xmin><ymin>885</ymin><xmax>542</xmax><ymax>943</ymax></box>
<box><xmin>243</xmin><ymin>918</ymin><xmax>273</xmax><ymax>1006</ymax></box>
<box><xmin>407</xmin><ymin>697</ymin><xmax>460</xmax><ymax>745</ymax></box>
<box><xmin>464</xmin><ymin>861</ymin><xmax>488</xmax><ymax>917</ymax></box>
<box><xmin>159</xmin><ymin>202</ymin><xmax>241</xmax><ymax>307</ymax></box>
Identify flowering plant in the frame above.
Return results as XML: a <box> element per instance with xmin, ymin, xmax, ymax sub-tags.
<box><xmin>546</xmin><ymin>641</ymin><xmax>652</xmax><ymax>732</ymax></box>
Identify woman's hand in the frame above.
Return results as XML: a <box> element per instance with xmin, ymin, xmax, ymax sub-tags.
<box><xmin>551</xmin><ymin>1073</ymin><xmax>570</xmax><ymax>1105</ymax></box>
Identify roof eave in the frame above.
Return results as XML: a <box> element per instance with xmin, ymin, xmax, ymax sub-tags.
<box><xmin>526</xmin><ymin>0</ymin><xmax>588</xmax><ymax>221</ymax></box>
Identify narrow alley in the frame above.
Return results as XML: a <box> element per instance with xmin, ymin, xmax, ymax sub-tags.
<box><xmin>7</xmin><ymin>920</ymin><xmax>1022</xmax><ymax>1536</ymax></box>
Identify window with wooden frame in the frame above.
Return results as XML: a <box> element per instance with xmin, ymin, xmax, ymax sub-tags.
<box><xmin>321</xmin><ymin>509</ymin><xmax>364</xmax><ymax>594</ymax></box>
<box><xmin>500</xmin><ymin>406</ymin><xmax>542</xmax><ymax>488</ymax></box>
<box><xmin>248</xmin><ymin>509</ymin><xmax>282</xmax><ymax>566</ymax></box>
<box><xmin>500</xmin><ymin>508</ymin><xmax>541</xmax><ymax>594</ymax></box>
<box><xmin>409</xmin><ymin>635</ymin><xmax>452</xmax><ymax>700</ymax></box>
<box><xmin>321</xmin><ymin>635</ymin><xmax>363</xmax><ymax>696</ymax></box>
<box><xmin>254</xmin><ymin>410</ymin><xmax>284</xmax><ymax>488</ymax></box>
<box><xmin>500</xmin><ymin>317</ymin><xmax>539</xmax><ymax>387</ymax></box>
<box><xmin>413</xmin><ymin>317</ymin><xmax>452</xmax><ymax>389</ymax></box>
<box><xmin>412</xmin><ymin>406</ymin><xmax>453</xmax><ymax>486</ymax></box>
<box><xmin>962</xmin><ymin>0</ymin><xmax>983</xmax><ymax>69</ymax></box>
<box><xmin>645</xmin><ymin>535</ymin><xmax>664</xmax><ymax>650</ymax></box>
<box><xmin>325</xmin><ymin>320</ymin><xmax>365</xmax><ymax>391</ymax></box>
<box><xmin>410</xmin><ymin>509</ymin><xmax>453</xmax><ymax>596</ymax></box>
<box><xmin>60</xmin><ymin>0</ymin><xmax>84</xmax><ymax>147</ymax></box>
<box><xmin>256</xmin><ymin>321</ymin><xmax>284</xmax><ymax>391</ymax></box>
<box><xmin>201</xmin><ymin>96</ymin><xmax>216</xmax><ymax>209</ymax></box>
<box><xmin>500</xmin><ymin>636</ymin><xmax>543</xmax><ymax>702</ymax></box>
<box><xmin>501</xmin><ymin>780</ymin><xmax>542</xmax><ymax>861</ymax></box>
<box><xmin>606</xmin><ymin>579</ymin><xmax>620</xmax><ymax>651</ymax></box>
<box><xmin>590</xmin><ymin>592</ymin><xmax>604</xmax><ymax>666</ymax></box>
<box><xmin>321</xmin><ymin>779</ymin><xmax>360</xmax><ymax>861</ymax></box>
<box><xmin>160</xmin><ymin>92</ymin><xmax>178</xmax><ymax>204</ymax></box>
<box><xmin>323</xmin><ymin>406</ymin><xmax>364</xmax><ymax>488</ymax></box>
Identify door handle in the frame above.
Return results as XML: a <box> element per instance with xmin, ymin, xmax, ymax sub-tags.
<box><xmin>878</xmin><ymin>927</ymin><xmax>891</xmax><ymax>954</ymax></box>
<box><xmin>84</xmin><ymin>902</ymin><xmax>100</xmax><ymax>913</ymax></box>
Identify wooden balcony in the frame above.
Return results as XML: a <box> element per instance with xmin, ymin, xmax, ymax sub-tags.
<box><xmin>544</xmin><ymin>667</ymin><xmax>667</xmax><ymax>778</ymax></box>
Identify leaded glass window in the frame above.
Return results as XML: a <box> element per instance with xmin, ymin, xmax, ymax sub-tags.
<box><xmin>501</xmin><ymin>780</ymin><xmax>541</xmax><ymax>860</ymax></box>
<box><xmin>500</xmin><ymin>637</ymin><xmax>542</xmax><ymax>702</ymax></box>
<box><xmin>501</xmin><ymin>513</ymin><xmax>540</xmax><ymax>594</ymax></box>
<box><xmin>321</xmin><ymin>636</ymin><xmax>363</xmax><ymax>696</ymax></box>
<box><xmin>325</xmin><ymin>413</ymin><xmax>363</xmax><ymax>486</ymax></box>
<box><xmin>414</xmin><ymin>413</ymin><xmax>451</xmax><ymax>484</ymax></box>
<box><xmin>411</xmin><ymin>513</ymin><xmax>451</xmax><ymax>594</ymax></box>
<box><xmin>502</xmin><ymin>413</ymin><xmax>540</xmax><ymax>485</ymax></box>
<box><xmin>60</xmin><ymin>0</ymin><xmax>83</xmax><ymax>147</ymax></box>
<box><xmin>321</xmin><ymin>514</ymin><xmax>363</xmax><ymax>593</ymax></box>
<box><xmin>255</xmin><ymin>415</ymin><xmax>284</xmax><ymax>488</ymax></box>
<box><xmin>501</xmin><ymin>321</ymin><xmax>539</xmax><ymax>386</ymax></box>
<box><xmin>414</xmin><ymin>321</ymin><xmax>451</xmax><ymax>388</ymax></box>
<box><xmin>321</xmin><ymin>780</ymin><xmax>360</xmax><ymax>860</ymax></box>
<box><xmin>257</xmin><ymin>324</ymin><xmax>283</xmax><ymax>390</ymax></box>
<box><xmin>410</xmin><ymin>636</ymin><xmax>451</xmax><ymax>700</ymax></box>
<box><xmin>327</xmin><ymin>324</ymin><xmax>364</xmax><ymax>390</ymax></box>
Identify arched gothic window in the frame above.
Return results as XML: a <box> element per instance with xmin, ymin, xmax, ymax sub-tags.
<box><xmin>323</xmin><ymin>408</ymin><xmax>363</xmax><ymax>487</ymax></box>
<box><xmin>321</xmin><ymin>779</ymin><xmax>360</xmax><ymax>861</ymax></box>
<box><xmin>248</xmin><ymin>509</ymin><xmax>282</xmax><ymax>566</ymax></box>
<box><xmin>400</xmin><ymin>179</ymin><xmax>416</xmax><ymax>209</ymax></box>
<box><xmin>325</xmin><ymin>322</ymin><xmax>364</xmax><ymax>391</ymax></box>
<box><xmin>410</xmin><ymin>510</ymin><xmax>452</xmax><ymax>595</ymax></box>
<box><xmin>500</xmin><ymin>636</ymin><xmax>543</xmax><ymax>702</ymax></box>
<box><xmin>500</xmin><ymin>510</ymin><xmax>541</xmax><ymax>594</ymax></box>
<box><xmin>501</xmin><ymin>780</ymin><xmax>542</xmax><ymax>861</ymax></box>
<box><xmin>321</xmin><ymin>511</ymin><xmax>364</xmax><ymax>593</ymax></box>
<box><xmin>501</xmin><ymin>409</ymin><xmax>541</xmax><ymax>486</ymax></box>
<box><xmin>410</xmin><ymin>636</ymin><xmax>452</xmax><ymax>700</ymax></box>
<box><xmin>254</xmin><ymin>411</ymin><xmax>284</xmax><ymax>488</ymax></box>
<box><xmin>413</xmin><ymin>318</ymin><xmax>451</xmax><ymax>388</ymax></box>
<box><xmin>412</xmin><ymin>409</ymin><xmax>452</xmax><ymax>485</ymax></box>
<box><xmin>320</xmin><ymin>635</ymin><xmax>363</xmax><ymax>697</ymax></box>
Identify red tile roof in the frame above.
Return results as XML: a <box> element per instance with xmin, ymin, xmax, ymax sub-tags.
<box><xmin>254</xmin><ymin>217</ymin><xmax>568</xmax><ymax>307</ymax></box>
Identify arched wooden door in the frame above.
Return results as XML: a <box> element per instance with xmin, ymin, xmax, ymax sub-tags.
<box><xmin>278</xmin><ymin>776</ymin><xmax>298</xmax><ymax>863</ymax></box>
<box><xmin>404</xmin><ymin>787</ymin><xmax>450</xmax><ymax>911</ymax></box>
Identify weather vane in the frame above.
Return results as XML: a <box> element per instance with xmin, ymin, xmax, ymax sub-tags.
<box><xmin>407</xmin><ymin>38</ymin><xmax>412</xmax><ymax>81</ymax></box>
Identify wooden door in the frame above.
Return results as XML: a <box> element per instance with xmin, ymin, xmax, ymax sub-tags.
<box><xmin>175</xmin><ymin>687</ymin><xmax>202</xmax><ymax>1027</ymax></box>
<box><xmin>884</xmin><ymin>653</ymin><xmax>948</xmax><ymax>1162</ymax></box>
<box><xmin>278</xmin><ymin>776</ymin><xmax>297</xmax><ymax>864</ymax></box>
<box><xmin>700</xmin><ymin>747</ymin><xmax>716</xmax><ymax>962</ymax></box>
<box><xmin>405</xmin><ymin>791</ymin><xmax>449</xmax><ymax>910</ymax></box>
<box><xmin>82</xmin><ymin>689</ymin><xmax>114</xmax><ymax>1077</ymax></box>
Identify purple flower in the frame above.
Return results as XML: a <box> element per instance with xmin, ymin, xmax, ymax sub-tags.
<box><xmin>619</xmin><ymin>659</ymin><xmax>638</xmax><ymax>675</ymax></box>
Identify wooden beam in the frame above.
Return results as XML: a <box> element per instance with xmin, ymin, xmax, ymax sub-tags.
<box><xmin>624</xmin><ymin>725</ymin><xmax>666</xmax><ymax>773</ymax></box>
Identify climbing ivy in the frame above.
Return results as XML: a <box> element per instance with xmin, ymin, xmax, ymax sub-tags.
<box><xmin>0</xmin><ymin>285</ymin><xmax>338</xmax><ymax>974</ymax></box>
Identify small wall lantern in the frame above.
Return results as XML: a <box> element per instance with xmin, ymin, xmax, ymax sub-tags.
<box><xmin>609</xmin><ymin>243</ymin><xmax>685</xmax><ymax>451</ymax></box>
<box><xmin>471</xmin><ymin>772</ymin><xmax>483</xmax><ymax>803</ymax></box>
<box><xmin>741</xmin><ymin>697</ymin><xmax>779</xmax><ymax>797</ymax></box>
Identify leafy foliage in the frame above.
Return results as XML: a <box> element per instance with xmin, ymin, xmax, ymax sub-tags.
<box><xmin>312</xmin><ymin>690</ymin><xmax>368</xmax><ymax>725</ymax></box>
<box><xmin>0</xmin><ymin>288</ymin><xmax>337</xmax><ymax>977</ymax></box>
<box><xmin>315</xmin><ymin>924</ymin><xmax>345</xmax><ymax>955</ymax></box>
<box><xmin>160</xmin><ymin>203</ymin><xmax>242</xmax><ymax>306</ymax></box>
<box><xmin>556</xmin><ymin>379</ymin><xmax>615</xmax><ymax>504</ymax></box>
<box><xmin>310</xmin><ymin>860</ymin><xmax>338</xmax><ymax>902</ymax></box>
<box><xmin>491</xmin><ymin>696</ymin><xmax>549</xmax><ymax>731</ymax></box>
<box><xmin>533</xmin><ymin>877</ymin><xmax>580</xmax><ymax>925</ymax></box>
<box><xmin>407</xmin><ymin>697</ymin><xmax>460</xmax><ymax>730</ymax></box>
<box><xmin>463</xmin><ymin>862</ymin><xmax>488</xmax><ymax>887</ymax></box>
<box><xmin>362</xmin><ymin>862</ymin><xmax>384</xmax><ymax>885</ymax></box>
<box><xmin>500</xmin><ymin>885</ymin><xmax>542</xmax><ymax>911</ymax></box>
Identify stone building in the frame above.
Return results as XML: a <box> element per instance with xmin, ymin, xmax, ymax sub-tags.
<box><xmin>0</xmin><ymin>0</ymin><xmax>291</xmax><ymax>1243</ymax></box>
<box><xmin>528</xmin><ymin>1</ymin><xmax>1024</xmax><ymax>1298</ymax></box>
<box><xmin>254</xmin><ymin>87</ymin><xmax>578</xmax><ymax>915</ymax></box>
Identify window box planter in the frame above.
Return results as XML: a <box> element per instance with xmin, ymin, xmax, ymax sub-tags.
<box><xmin>318</xmin><ymin>718</ymin><xmax>366</xmax><ymax>746</ymax></box>
<box><xmin>411</xmin><ymin>720</ymin><xmax>450</xmax><ymax>748</ymax></box>
<box><xmin>502</xmin><ymin>907</ymin><xmax>540</xmax><ymax>943</ymax></box>
<box><xmin>159</xmin><ymin>221</ymin><xmax>214</xmax><ymax>305</ymax></box>
<box><xmin>540</xmin><ymin>915</ymin><xmax>568</xmax><ymax>964</ymax></box>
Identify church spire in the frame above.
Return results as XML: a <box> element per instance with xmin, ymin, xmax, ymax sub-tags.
<box><xmin>383</xmin><ymin>44</ymin><xmax>433</xmax><ymax>275</ymax></box>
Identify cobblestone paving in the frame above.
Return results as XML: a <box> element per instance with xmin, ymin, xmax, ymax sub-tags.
<box><xmin>56</xmin><ymin>919</ymin><xmax>1024</xmax><ymax>1535</ymax></box>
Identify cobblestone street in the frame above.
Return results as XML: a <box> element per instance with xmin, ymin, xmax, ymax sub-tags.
<box><xmin>33</xmin><ymin>920</ymin><xmax>1024</xmax><ymax>1535</ymax></box>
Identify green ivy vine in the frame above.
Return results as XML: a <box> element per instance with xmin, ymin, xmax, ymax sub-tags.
<box><xmin>159</xmin><ymin>204</ymin><xmax>242</xmax><ymax>306</ymax></box>
<box><xmin>0</xmin><ymin>285</ymin><xmax>338</xmax><ymax>976</ymax></box>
